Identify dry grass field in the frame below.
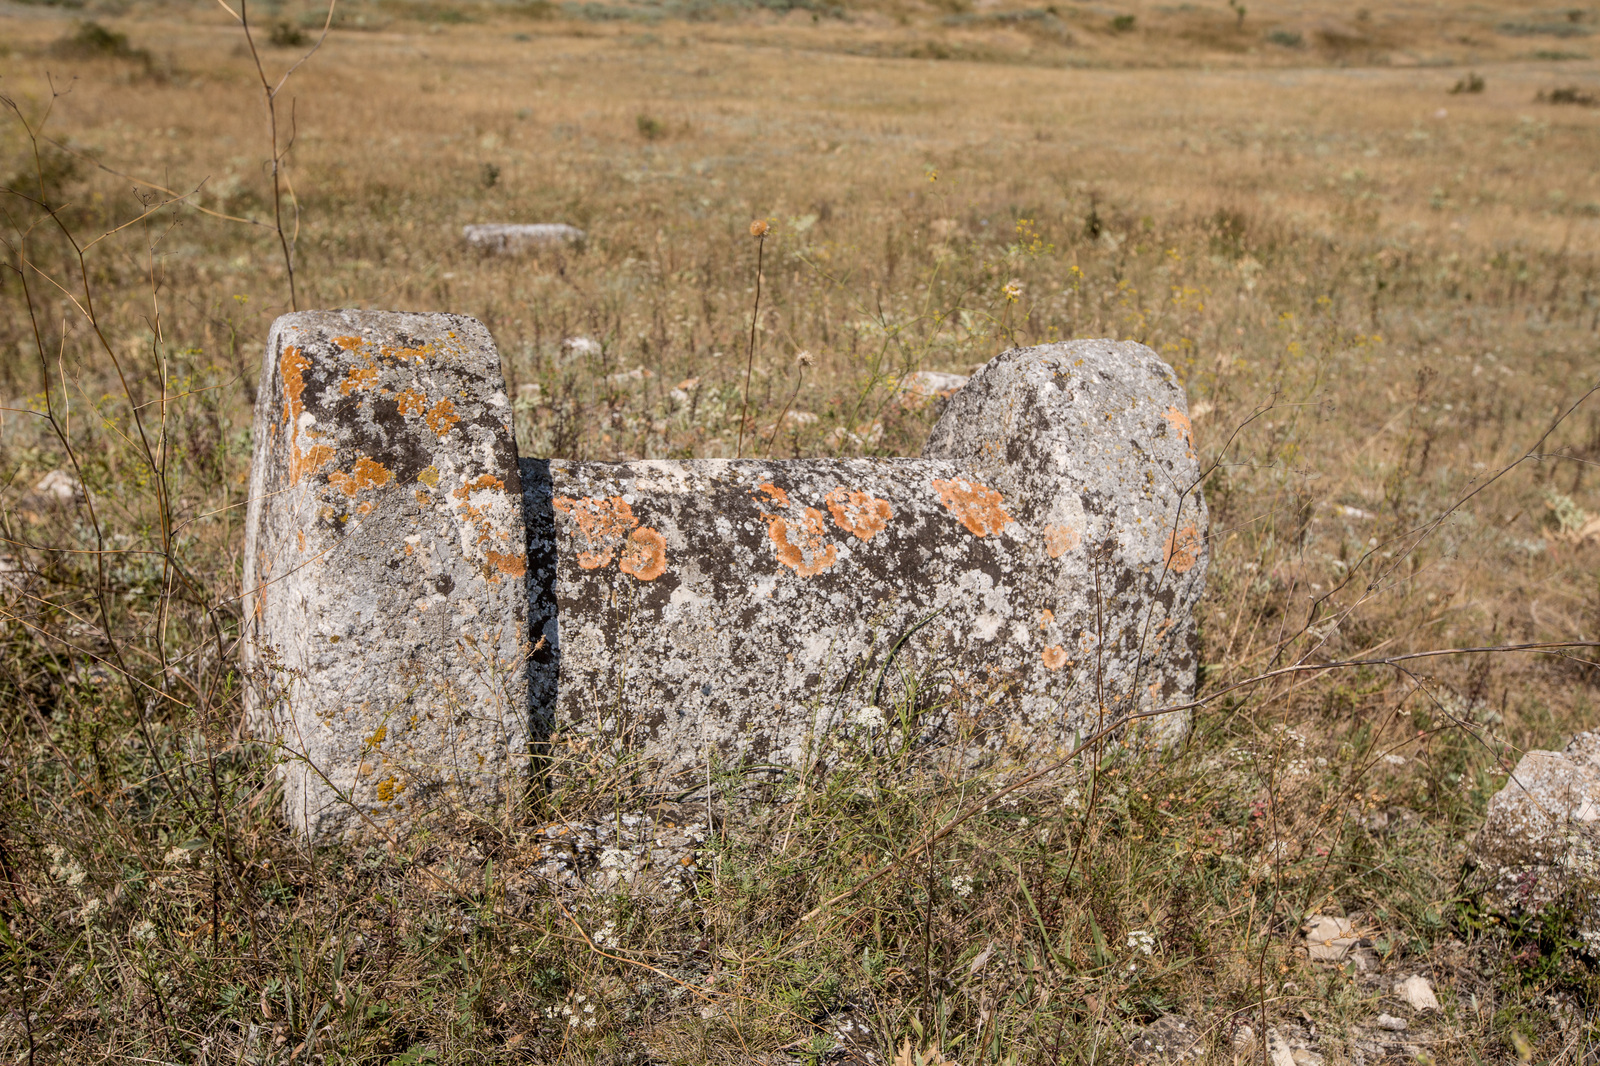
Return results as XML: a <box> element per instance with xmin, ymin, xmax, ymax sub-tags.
<box><xmin>2</xmin><ymin>0</ymin><xmax>1600</xmax><ymax>1061</ymax></box>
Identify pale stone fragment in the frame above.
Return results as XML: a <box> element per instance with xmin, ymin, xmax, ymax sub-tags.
<box><xmin>1266</xmin><ymin>1028</ymin><xmax>1297</xmax><ymax>1066</ymax></box>
<box><xmin>895</xmin><ymin>369</ymin><xmax>969</xmax><ymax>409</ymax></box>
<box><xmin>1471</xmin><ymin>732</ymin><xmax>1600</xmax><ymax>943</ymax></box>
<box><xmin>242</xmin><ymin>311</ymin><xmax>530</xmax><ymax>840</ymax></box>
<box><xmin>1394</xmin><ymin>975</ymin><xmax>1440</xmax><ymax>1012</ymax></box>
<box><xmin>1302</xmin><ymin>914</ymin><xmax>1360</xmax><ymax>962</ymax></box>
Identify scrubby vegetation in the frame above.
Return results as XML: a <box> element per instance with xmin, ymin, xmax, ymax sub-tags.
<box><xmin>2</xmin><ymin>1</ymin><xmax>1598</xmax><ymax>1060</ymax></box>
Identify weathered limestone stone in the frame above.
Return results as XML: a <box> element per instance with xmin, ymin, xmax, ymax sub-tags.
<box><xmin>525</xmin><ymin>340</ymin><xmax>1206</xmax><ymax>787</ymax></box>
<box><xmin>462</xmin><ymin>223</ymin><xmax>585</xmax><ymax>253</ymax></box>
<box><xmin>242</xmin><ymin>311</ymin><xmax>530</xmax><ymax>840</ymax></box>
<box><xmin>245</xmin><ymin>315</ymin><xmax>1206</xmax><ymax>838</ymax></box>
<box><xmin>1471</xmin><ymin>733</ymin><xmax>1600</xmax><ymax>944</ymax></box>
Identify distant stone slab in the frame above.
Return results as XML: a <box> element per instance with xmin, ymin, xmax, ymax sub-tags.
<box><xmin>243</xmin><ymin>312</ymin><xmax>1208</xmax><ymax>839</ymax></box>
<box><xmin>462</xmin><ymin>223</ymin><xmax>585</xmax><ymax>254</ymax></box>
<box><xmin>1471</xmin><ymin>732</ymin><xmax>1600</xmax><ymax>942</ymax></box>
<box><xmin>242</xmin><ymin>311</ymin><xmax>530</xmax><ymax>840</ymax></box>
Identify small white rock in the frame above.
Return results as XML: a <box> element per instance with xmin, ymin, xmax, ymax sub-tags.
<box><xmin>1302</xmin><ymin>914</ymin><xmax>1360</xmax><ymax>962</ymax></box>
<box><xmin>1375</xmin><ymin>1013</ymin><xmax>1408</xmax><ymax>1032</ymax></box>
<box><xmin>1395</xmin><ymin>974</ymin><xmax>1440</xmax><ymax>1012</ymax></box>
<box><xmin>1267</xmin><ymin>1029</ymin><xmax>1297</xmax><ymax>1066</ymax></box>
<box><xmin>34</xmin><ymin>469</ymin><xmax>81</xmax><ymax>504</ymax></box>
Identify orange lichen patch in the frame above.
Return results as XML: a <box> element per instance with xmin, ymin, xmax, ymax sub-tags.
<box><xmin>327</xmin><ymin>457</ymin><xmax>394</xmax><ymax>497</ymax></box>
<box><xmin>486</xmin><ymin>549</ymin><xmax>527</xmax><ymax>578</ymax></box>
<box><xmin>755</xmin><ymin>482</ymin><xmax>791</xmax><ymax>508</ymax></box>
<box><xmin>332</xmin><ymin>335</ymin><xmax>366</xmax><ymax>351</ymax></box>
<box><xmin>281</xmin><ymin>345</ymin><xmax>310</xmax><ymax>428</ymax></box>
<box><xmin>425</xmin><ymin>398</ymin><xmax>460</xmax><ymax>438</ymax></box>
<box><xmin>768</xmin><ymin>508</ymin><xmax>838</xmax><ymax>577</ymax></box>
<box><xmin>396</xmin><ymin>387</ymin><xmax>427</xmax><ymax>416</ymax></box>
<box><xmin>379</xmin><ymin>341</ymin><xmax>437</xmax><ymax>362</ymax></box>
<box><xmin>619</xmin><ymin>526</ymin><xmax>668</xmax><ymax>581</ymax></box>
<box><xmin>1039</xmin><ymin>608</ymin><xmax>1054</xmax><ymax>629</ymax></box>
<box><xmin>296</xmin><ymin>529</ymin><xmax>306</xmax><ymax>553</ymax></box>
<box><xmin>375</xmin><ymin>774</ymin><xmax>405</xmax><ymax>803</ymax></box>
<box><xmin>825</xmin><ymin>487</ymin><xmax>893</xmax><ymax>542</ymax></box>
<box><xmin>1041</xmin><ymin>645</ymin><xmax>1069</xmax><ymax>670</ymax></box>
<box><xmin>279</xmin><ymin>345</ymin><xmax>339</xmax><ymax>484</ymax></box>
<box><xmin>554</xmin><ymin>495</ymin><xmax>638</xmax><ymax>570</ymax></box>
<box><xmin>931</xmin><ymin>477</ymin><xmax>1011</xmax><ymax>537</ymax></box>
<box><xmin>1164</xmin><ymin>405</ymin><xmax>1195</xmax><ymax>456</ymax></box>
<box><xmin>290</xmin><ymin>443</ymin><xmax>335</xmax><ymax>485</ymax></box>
<box><xmin>1043</xmin><ymin>523</ymin><xmax>1082</xmax><ymax>558</ymax></box>
<box><xmin>1164</xmin><ymin>522</ymin><xmax>1202</xmax><ymax>573</ymax></box>
<box><xmin>341</xmin><ymin>362</ymin><xmax>381</xmax><ymax>396</ymax></box>
<box><xmin>452</xmin><ymin>474</ymin><xmax>504</xmax><ymax>499</ymax></box>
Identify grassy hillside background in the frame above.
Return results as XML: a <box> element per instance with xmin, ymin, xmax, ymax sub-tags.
<box><xmin>1</xmin><ymin>0</ymin><xmax>1599</xmax><ymax>1060</ymax></box>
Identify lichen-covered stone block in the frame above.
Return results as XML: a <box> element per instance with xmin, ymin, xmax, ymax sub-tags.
<box><xmin>923</xmin><ymin>339</ymin><xmax>1209</xmax><ymax>749</ymax></box>
<box><xmin>524</xmin><ymin>340</ymin><xmax>1206</xmax><ymax>785</ymax></box>
<box><xmin>1472</xmin><ymin>733</ymin><xmax>1600</xmax><ymax>945</ymax></box>
<box><xmin>242</xmin><ymin>311</ymin><xmax>529</xmax><ymax>840</ymax></box>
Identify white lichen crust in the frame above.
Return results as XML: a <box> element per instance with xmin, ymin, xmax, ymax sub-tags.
<box><xmin>242</xmin><ymin>311</ymin><xmax>530</xmax><ymax>840</ymax></box>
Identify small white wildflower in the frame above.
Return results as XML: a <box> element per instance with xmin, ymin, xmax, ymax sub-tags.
<box><xmin>131</xmin><ymin>919</ymin><xmax>157</xmax><ymax>943</ymax></box>
<box><xmin>46</xmin><ymin>844</ymin><xmax>87</xmax><ymax>888</ymax></box>
<box><xmin>1127</xmin><ymin>929</ymin><xmax>1156</xmax><ymax>956</ymax></box>
<box><xmin>950</xmin><ymin>874</ymin><xmax>976</xmax><ymax>899</ymax></box>
<box><xmin>78</xmin><ymin>898</ymin><xmax>103</xmax><ymax>923</ymax></box>
<box><xmin>164</xmin><ymin>846</ymin><xmax>191</xmax><ymax>866</ymax></box>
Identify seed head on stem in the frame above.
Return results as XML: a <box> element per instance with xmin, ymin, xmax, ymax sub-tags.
<box><xmin>736</xmin><ymin>218</ymin><xmax>769</xmax><ymax>458</ymax></box>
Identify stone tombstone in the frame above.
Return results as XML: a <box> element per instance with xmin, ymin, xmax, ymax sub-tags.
<box><xmin>526</xmin><ymin>340</ymin><xmax>1208</xmax><ymax>786</ymax></box>
<box><xmin>244</xmin><ymin>312</ymin><xmax>1208</xmax><ymax>840</ymax></box>
<box><xmin>242</xmin><ymin>311</ymin><xmax>531</xmax><ymax>840</ymax></box>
